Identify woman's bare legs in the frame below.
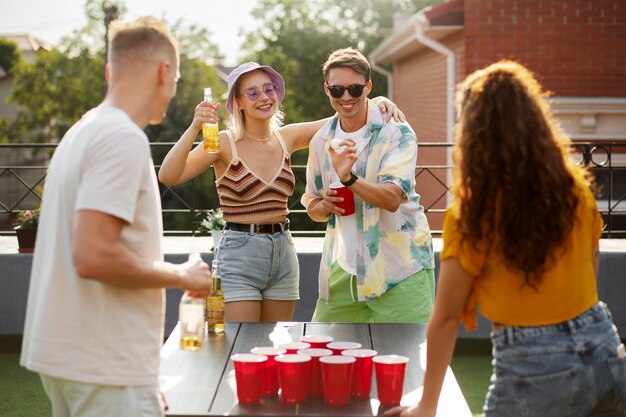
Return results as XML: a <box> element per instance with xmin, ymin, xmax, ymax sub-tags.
<box><xmin>225</xmin><ymin>300</ymin><xmax>295</xmax><ymax>322</ymax></box>
<box><xmin>261</xmin><ymin>300</ymin><xmax>296</xmax><ymax>322</ymax></box>
<box><xmin>225</xmin><ymin>301</ymin><xmax>261</xmax><ymax>322</ymax></box>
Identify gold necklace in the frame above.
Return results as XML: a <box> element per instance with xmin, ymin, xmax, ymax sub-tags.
<box><xmin>245</xmin><ymin>131</ymin><xmax>272</xmax><ymax>142</ymax></box>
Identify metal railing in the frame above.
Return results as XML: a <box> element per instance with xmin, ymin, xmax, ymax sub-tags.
<box><xmin>1</xmin><ymin>140</ymin><xmax>625</xmax><ymax>238</ymax></box>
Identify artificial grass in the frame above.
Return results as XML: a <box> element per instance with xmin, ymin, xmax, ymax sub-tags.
<box><xmin>451</xmin><ymin>354</ymin><xmax>492</xmax><ymax>416</ymax></box>
<box><xmin>0</xmin><ymin>353</ymin><xmax>51</xmax><ymax>417</ymax></box>
<box><xmin>0</xmin><ymin>337</ymin><xmax>492</xmax><ymax>417</ymax></box>
<box><xmin>450</xmin><ymin>338</ymin><xmax>493</xmax><ymax>417</ymax></box>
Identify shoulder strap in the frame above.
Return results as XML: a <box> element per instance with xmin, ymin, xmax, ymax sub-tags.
<box><xmin>273</xmin><ymin>129</ymin><xmax>290</xmax><ymax>158</ymax></box>
<box><xmin>224</xmin><ymin>129</ymin><xmax>239</xmax><ymax>159</ymax></box>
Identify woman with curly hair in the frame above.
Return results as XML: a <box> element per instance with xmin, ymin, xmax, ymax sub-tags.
<box><xmin>387</xmin><ymin>60</ymin><xmax>626</xmax><ymax>417</ymax></box>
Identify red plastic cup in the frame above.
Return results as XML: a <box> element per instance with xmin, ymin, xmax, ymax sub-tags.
<box><xmin>373</xmin><ymin>355</ymin><xmax>410</xmax><ymax>406</ymax></box>
<box><xmin>320</xmin><ymin>355</ymin><xmax>356</xmax><ymax>406</ymax></box>
<box><xmin>275</xmin><ymin>354</ymin><xmax>311</xmax><ymax>404</ymax></box>
<box><xmin>278</xmin><ymin>341</ymin><xmax>311</xmax><ymax>354</ymax></box>
<box><xmin>300</xmin><ymin>334</ymin><xmax>334</xmax><ymax>349</ymax></box>
<box><xmin>250</xmin><ymin>347</ymin><xmax>287</xmax><ymax>397</ymax></box>
<box><xmin>342</xmin><ymin>348</ymin><xmax>378</xmax><ymax>398</ymax></box>
<box><xmin>327</xmin><ymin>341</ymin><xmax>362</xmax><ymax>356</ymax></box>
<box><xmin>230</xmin><ymin>353</ymin><xmax>268</xmax><ymax>404</ymax></box>
<box><xmin>330</xmin><ymin>181</ymin><xmax>355</xmax><ymax>216</ymax></box>
<box><xmin>297</xmin><ymin>348</ymin><xmax>333</xmax><ymax>397</ymax></box>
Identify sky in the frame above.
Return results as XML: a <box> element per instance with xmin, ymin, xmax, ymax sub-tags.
<box><xmin>0</xmin><ymin>0</ymin><xmax>259</xmax><ymax>66</ymax></box>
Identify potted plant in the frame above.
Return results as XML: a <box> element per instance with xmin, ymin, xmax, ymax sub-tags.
<box><xmin>198</xmin><ymin>208</ymin><xmax>226</xmax><ymax>250</ymax></box>
<box><xmin>13</xmin><ymin>208</ymin><xmax>40</xmax><ymax>253</ymax></box>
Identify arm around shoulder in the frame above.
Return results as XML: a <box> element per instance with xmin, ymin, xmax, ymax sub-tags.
<box><xmin>281</xmin><ymin>118</ymin><xmax>331</xmax><ymax>152</ymax></box>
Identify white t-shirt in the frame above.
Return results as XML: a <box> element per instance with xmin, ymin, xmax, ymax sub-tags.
<box><xmin>20</xmin><ymin>105</ymin><xmax>165</xmax><ymax>386</ymax></box>
<box><xmin>330</xmin><ymin>123</ymin><xmax>368</xmax><ymax>276</ymax></box>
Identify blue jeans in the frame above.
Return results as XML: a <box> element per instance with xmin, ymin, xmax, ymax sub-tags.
<box><xmin>216</xmin><ymin>229</ymin><xmax>299</xmax><ymax>302</ymax></box>
<box><xmin>484</xmin><ymin>302</ymin><xmax>626</xmax><ymax>417</ymax></box>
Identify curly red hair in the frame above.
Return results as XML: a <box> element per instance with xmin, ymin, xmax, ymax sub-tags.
<box><xmin>452</xmin><ymin>60</ymin><xmax>586</xmax><ymax>287</ymax></box>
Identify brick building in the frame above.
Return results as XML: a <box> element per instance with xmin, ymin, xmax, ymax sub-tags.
<box><xmin>370</xmin><ymin>0</ymin><xmax>626</xmax><ymax>231</ymax></box>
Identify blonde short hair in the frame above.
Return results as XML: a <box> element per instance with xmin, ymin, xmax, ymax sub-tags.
<box><xmin>108</xmin><ymin>16</ymin><xmax>178</xmax><ymax>73</ymax></box>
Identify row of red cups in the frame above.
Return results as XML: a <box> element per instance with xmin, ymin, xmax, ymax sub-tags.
<box><xmin>231</xmin><ymin>339</ymin><xmax>409</xmax><ymax>407</ymax></box>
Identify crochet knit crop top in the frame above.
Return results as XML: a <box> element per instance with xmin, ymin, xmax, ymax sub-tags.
<box><xmin>215</xmin><ymin>129</ymin><xmax>295</xmax><ymax>223</ymax></box>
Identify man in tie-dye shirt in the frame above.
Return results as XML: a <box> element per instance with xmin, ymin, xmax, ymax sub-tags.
<box><xmin>301</xmin><ymin>48</ymin><xmax>435</xmax><ymax>323</ymax></box>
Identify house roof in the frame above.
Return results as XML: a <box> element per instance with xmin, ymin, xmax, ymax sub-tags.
<box><xmin>215</xmin><ymin>63</ymin><xmax>236</xmax><ymax>85</ymax></box>
<box><xmin>370</xmin><ymin>0</ymin><xmax>464</xmax><ymax>64</ymax></box>
<box><xmin>425</xmin><ymin>0</ymin><xmax>464</xmax><ymax>26</ymax></box>
<box><xmin>0</xmin><ymin>34</ymin><xmax>52</xmax><ymax>53</ymax></box>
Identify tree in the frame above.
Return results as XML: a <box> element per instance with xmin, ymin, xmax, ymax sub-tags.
<box><xmin>1</xmin><ymin>0</ymin><xmax>225</xmax><ymax>232</ymax></box>
<box><xmin>241</xmin><ymin>0</ymin><xmax>440</xmax><ymax>129</ymax></box>
<box><xmin>171</xmin><ymin>19</ymin><xmax>221</xmax><ymax>64</ymax></box>
<box><xmin>4</xmin><ymin>0</ymin><xmax>224</xmax><ymax>145</ymax></box>
<box><xmin>0</xmin><ymin>38</ymin><xmax>25</xmax><ymax>143</ymax></box>
<box><xmin>61</xmin><ymin>0</ymin><xmax>128</xmax><ymax>57</ymax></box>
<box><xmin>238</xmin><ymin>0</ymin><xmax>441</xmax><ymax>232</ymax></box>
<box><xmin>146</xmin><ymin>18</ymin><xmax>225</xmax><ymax>144</ymax></box>
<box><xmin>0</xmin><ymin>38</ymin><xmax>23</xmax><ymax>74</ymax></box>
<box><xmin>6</xmin><ymin>48</ymin><xmax>105</xmax><ymax>144</ymax></box>
<box><xmin>149</xmin><ymin>54</ymin><xmax>227</xmax><ymax>233</ymax></box>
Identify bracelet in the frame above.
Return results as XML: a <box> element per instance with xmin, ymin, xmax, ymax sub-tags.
<box><xmin>340</xmin><ymin>172</ymin><xmax>358</xmax><ymax>187</ymax></box>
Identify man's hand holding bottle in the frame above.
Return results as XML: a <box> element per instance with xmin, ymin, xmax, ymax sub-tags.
<box><xmin>178</xmin><ymin>252</ymin><xmax>212</xmax><ymax>297</ymax></box>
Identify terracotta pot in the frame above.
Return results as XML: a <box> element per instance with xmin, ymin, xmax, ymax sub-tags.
<box><xmin>16</xmin><ymin>228</ymin><xmax>37</xmax><ymax>253</ymax></box>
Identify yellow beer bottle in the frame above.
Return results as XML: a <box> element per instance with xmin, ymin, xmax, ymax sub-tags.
<box><xmin>206</xmin><ymin>260</ymin><xmax>225</xmax><ymax>334</ymax></box>
<box><xmin>202</xmin><ymin>88</ymin><xmax>220</xmax><ymax>153</ymax></box>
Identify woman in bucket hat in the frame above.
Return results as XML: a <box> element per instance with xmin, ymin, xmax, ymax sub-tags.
<box><xmin>159</xmin><ymin>62</ymin><xmax>404</xmax><ymax>323</ymax></box>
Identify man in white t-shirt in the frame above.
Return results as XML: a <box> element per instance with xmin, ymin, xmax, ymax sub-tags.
<box><xmin>302</xmin><ymin>48</ymin><xmax>435</xmax><ymax>323</ymax></box>
<box><xmin>20</xmin><ymin>17</ymin><xmax>213</xmax><ymax>417</ymax></box>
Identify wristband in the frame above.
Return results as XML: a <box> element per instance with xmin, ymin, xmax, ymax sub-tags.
<box><xmin>340</xmin><ymin>172</ymin><xmax>358</xmax><ymax>187</ymax></box>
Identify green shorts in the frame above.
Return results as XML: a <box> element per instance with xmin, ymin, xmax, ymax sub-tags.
<box><xmin>312</xmin><ymin>263</ymin><xmax>435</xmax><ymax>323</ymax></box>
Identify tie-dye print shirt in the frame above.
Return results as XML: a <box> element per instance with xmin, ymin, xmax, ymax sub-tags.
<box><xmin>301</xmin><ymin>101</ymin><xmax>434</xmax><ymax>301</ymax></box>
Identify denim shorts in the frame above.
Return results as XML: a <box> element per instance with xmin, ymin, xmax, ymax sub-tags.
<box><xmin>215</xmin><ymin>229</ymin><xmax>300</xmax><ymax>302</ymax></box>
<box><xmin>484</xmin><ymin>302</ymin><xmax>626</xmax><ymax>417</ymax></box>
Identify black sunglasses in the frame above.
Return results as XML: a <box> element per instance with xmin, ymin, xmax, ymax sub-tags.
<box><xmin>327</xmin><ymin>84</ymin><xmax>367</xmax><ymax>99</ymax></box>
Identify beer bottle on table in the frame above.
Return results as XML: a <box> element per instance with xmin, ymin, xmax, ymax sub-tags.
<box><xmin>178</xmin><ymin>253</ymin><xmax>206</xmax><ymax>351</ymax></box>
<box><xmin>206</xmin><ymin>260</ymin><xmax>225</xmax><ymax>334</ymax></box>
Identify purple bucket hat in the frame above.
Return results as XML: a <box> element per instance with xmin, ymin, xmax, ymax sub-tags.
<box><xmin>226</xmin><ymin>62</ymin><xmax>285</xmax><ymax>113</ymax></box>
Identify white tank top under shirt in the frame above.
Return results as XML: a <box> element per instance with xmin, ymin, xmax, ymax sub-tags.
<box><xmin>331</xmin><ymin>123</ymin><xmax>368</xmax><ymax>276</ymax></box>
